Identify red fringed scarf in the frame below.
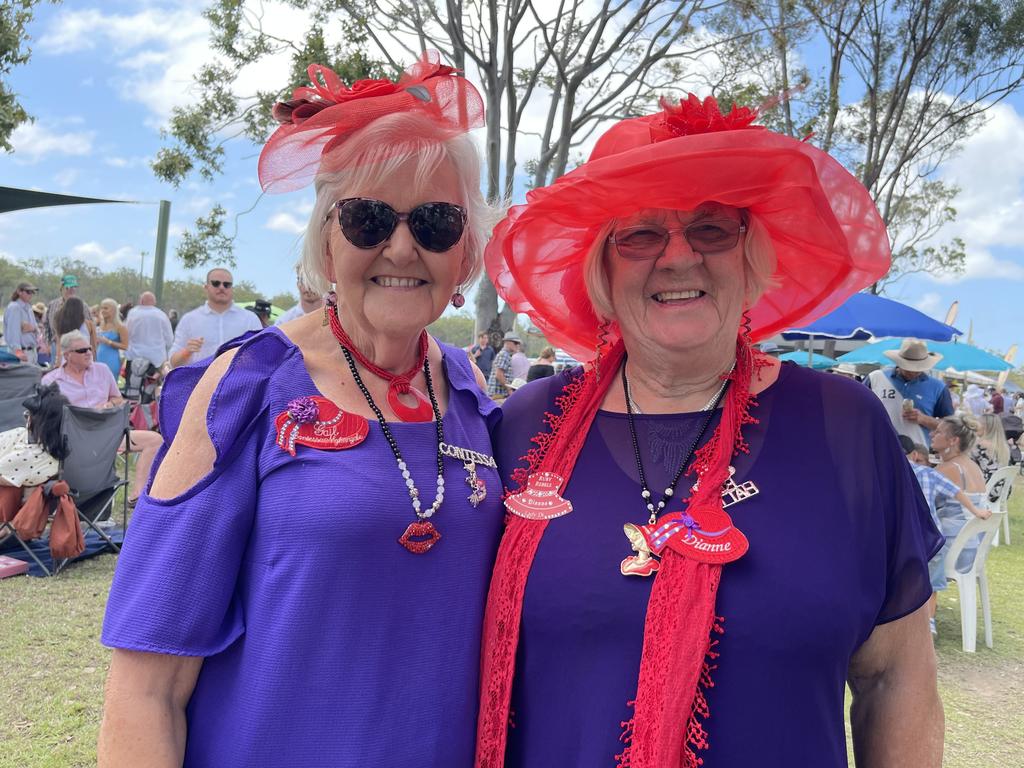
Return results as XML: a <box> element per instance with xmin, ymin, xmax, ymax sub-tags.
<box><xmin>475</xmin><ymin>335</ymin><xmax>766</xmax><ymax>768</ymax></box>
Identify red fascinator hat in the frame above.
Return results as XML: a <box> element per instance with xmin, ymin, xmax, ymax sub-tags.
<box><xmin>485</xmin><ymin>95</ymin><xmax>891</xmax><ymax>361</ymax></box>
<box><xmin>259</xmin><ymin>50</ymin><xmax>484</xmax><ymax>193</ymax></box>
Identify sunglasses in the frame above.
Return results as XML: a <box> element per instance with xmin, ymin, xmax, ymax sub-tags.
<box><xmin>208</xmin><ymin>280</ymin><xmax>233</xmax><ymax>288</ymax></box>
<box><xmin>21</xmin><ymin>288</ymin><xmax>37</xmax><ymax>294</ymax></box>
<box><xmin>69</xmin><ymin>347</ymin><xmax>92</xmax><ymax>354</ymax></box>
<box><xmin>328</xmin><ymin>198</ymin><xmax>467</xmax><ymax>253</ymax></box>
<box><xmin>609</xmin><ymin>219</ymin><xmax>746</xmax><ymax>260</ymax></box>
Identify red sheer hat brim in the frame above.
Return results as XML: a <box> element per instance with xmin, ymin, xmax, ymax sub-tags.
<box><xmin>485</xmin><ymin>128</ymin><xmax>890</xmax><ymax>361</ymax></box>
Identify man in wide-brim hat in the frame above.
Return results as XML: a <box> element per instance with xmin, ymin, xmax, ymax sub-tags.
<box><xmin>867</xmin><ymin>337</ymin><xmax>954</xmax><ymax>447</ymax></box>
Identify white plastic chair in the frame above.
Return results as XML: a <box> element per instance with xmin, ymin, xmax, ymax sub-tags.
<box><xmin>986</xmin><ymin>466</ymin><xmax>1016</xmax><ymax>546</ymax></box>
<box><xmin>944</xmin><ymin>510</ymin><xmax>1006</xmax><ymax>652</ymax></box>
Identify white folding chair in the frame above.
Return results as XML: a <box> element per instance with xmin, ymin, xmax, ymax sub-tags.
<box><xmin>944</xmin><ymin>510</ymin><xmax>1005</xmax><ymax>652</ymax></box>
<box><xmin>986</xmin><ymin>466</ymin><xmax>1016</xmax><ymax>546</ymax></box>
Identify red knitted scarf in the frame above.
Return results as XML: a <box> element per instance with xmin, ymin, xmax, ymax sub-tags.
<box><xmin>475</xmin><ymin>336</ymin><xmax>765</xmax><ymax>768</ymax></box>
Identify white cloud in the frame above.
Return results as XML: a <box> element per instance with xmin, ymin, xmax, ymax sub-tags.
<box><xmin>911</xmin><ymin>291</ymin><xmax>942</xmax><ymax>316</ymax></box>
<box><xmin>923</xmin><ymin>102</ymin><xmax>1024</xmax><ymax>284</ymax></box>
<box><xmin>53</xmin><ymin>168</ymin><xmax>80</xmax><ymax>189</ymax></box>
<box><xmin>104</xmin><ymin>155</ymin><xmax>150</xmax><ymax>169</ymax></box>
<box><xmin>69</xmin><ymin>241</ymin><xmax>139</xmax><ymax>267</ymax></box>
<box><xmin>9</xmin><ymin>121</ymin><xmax>94</xmax><ymax>162</ymax></box>
<box><xmin>266</xmin><ymin>212</ymin><xmax>307</xmax><ymax>235</ymax></box>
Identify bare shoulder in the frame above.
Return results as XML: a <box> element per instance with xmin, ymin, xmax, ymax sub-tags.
<box><xmin>149</xmin><ymin>349</ymin><xmax>238</xmax><ymax>499</ymax></box>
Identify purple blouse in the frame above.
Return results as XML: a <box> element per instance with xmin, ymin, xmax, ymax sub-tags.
<box><xmin>102</xmin><ymin>328</ymin><xmax>503</xmax><ymax>767</ymax></box>
<box><xmin>493</xmin><ymin>362</ymin><xmax>942</xmax><ymax>767</ymax></box>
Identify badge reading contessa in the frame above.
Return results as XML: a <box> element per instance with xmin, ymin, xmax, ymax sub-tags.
<box><xmin>505</xmin><ymin>471</ymin><xmax>573</xmax><ymax>520</ymax></box>
<box><xmin>274</xmin><ymin>396</ymin><xmax>369</xmax><ymax>456</ymax></box>
<box><xmin>439</xmin><ymin>442</ymin><xmax>497</xmax><ymax>508</ymax></box>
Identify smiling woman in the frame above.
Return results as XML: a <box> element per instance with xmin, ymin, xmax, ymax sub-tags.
<box><xmin>98</xmin><ymin>52</ymin><xmax>504</xmax><ymax>768</ymax></box>
<box><xmin>476</xmin><ymin>94</ymin><xmax>945</xmax><ymax>768</ymax></box>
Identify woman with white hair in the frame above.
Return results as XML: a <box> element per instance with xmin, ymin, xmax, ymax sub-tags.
<box><xmin>477</xmin><ymin>95</ymin><xmax>943</xmax><ymax>767</ymax></box>
<box><xmin>41</xmin><ymin>331</ymin><xmax>161</xmax><ymax>501</ymax></box>
<box><xmin>99</xmin><ymin>54</ymin><xmax>502</xmax><ymax>766</ymax></box>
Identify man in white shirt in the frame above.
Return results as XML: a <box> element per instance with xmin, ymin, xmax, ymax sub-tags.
<box><xmin>126</xmin><ymin>292</ymin><xmax>174</xmax><ymax>369</ymax></box>
<box><xmin>169</xmin><ymin>268</ymin><xmax>262</xmax><ymax>367</ymax></box>
<box><xmin>510</xmin><ymin>340</ymin><xmax>530</xmax><ymax>381</ymax></box>
<box><xmin>275</xmin><ymin>270</ymin><xmax>325</xmax><ymax>325</ymax></box>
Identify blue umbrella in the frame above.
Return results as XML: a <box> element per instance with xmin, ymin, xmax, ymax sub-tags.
<box><xmin>783</xmin><ymin>293</ymin><xmax>960</xmax><ymax>341</ymax></box>
<box><xmin>836</xmin><ymin>339</ymin><xmax>1012</xmax><ymax>372</ymax></box>
<box><xmin>779</xmin><ymin>351</ymin><xmax>837</xmax><ymax>370</ymax></box>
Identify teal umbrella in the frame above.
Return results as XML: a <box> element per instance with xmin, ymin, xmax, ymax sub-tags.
<box><xmin>837</xmin><ymin>339</ymin><xmax>1012</xmax><ymax>372</ymax></box>
<box><xmin>779</xmin><ymin>351</ymin><xmax>837</xmax><ymax>370</ymax></box>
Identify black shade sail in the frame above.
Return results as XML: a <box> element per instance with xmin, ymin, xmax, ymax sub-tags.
<box><xmin>0</xmin><ymin>186</ymin><xmax>135</xmax><ymax>214</ymax></box>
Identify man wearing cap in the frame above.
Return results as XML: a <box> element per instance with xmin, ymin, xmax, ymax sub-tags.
<box><xmin>3</xmin><ymin>282</ymin><xmax>40</xmax><ymax>364</ymax></box>
<box><xmin>867</xmin><ymin>338</ymin><xmax>953</xmax><ymax>446</ymax></box>
<box><xmin>487</xmin><ymin>331</ymin><xmax>520</xmax><ymax>399</ymax></box>
<box><xmin>44</xmin><ymin>274</ymin><xmax>79</xmax><ymax>354</ymax></box>
<box><xmin>169</xmin><ymin>268</ymin><xmax>262</xmax><ymax>368</ymax></box>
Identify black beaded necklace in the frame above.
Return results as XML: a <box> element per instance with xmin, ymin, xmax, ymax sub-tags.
<box><xmin>340</xmin><ymin>345</ymin><xmax>447</xmax><ymax>554</ymax></box>
<box><xmin>622</xmin><ymin>361</ymin><xmax>730</xmax><ymax>526</ymax></box>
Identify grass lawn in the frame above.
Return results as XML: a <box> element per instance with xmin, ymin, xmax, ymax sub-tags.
<box><xmin>2</xmin><ymin>482</ymin><xmax>1024</xmax><ymax>767</ymax></box>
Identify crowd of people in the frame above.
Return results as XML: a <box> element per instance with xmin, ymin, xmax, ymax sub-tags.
<box><xmin>2</xmin><ymin>50</ymin><xmax>1018</xmax><ymax>768</ymax></box>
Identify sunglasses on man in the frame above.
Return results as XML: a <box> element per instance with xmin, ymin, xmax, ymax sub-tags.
<box><xmin>327</xmin><ymin>198</ymin><xmax>467</xmax><ymax>253</ymax></box>
<box><xmin>20</xmin><ymin>288</ymin><xmax>37</xmax><ymax>294</ymax></box>
<box><xmin>209</xmin><ymin>280</ymin><xmax>233</xmax><ymax>288</ymax></box>
<box><xmin>69</xmin><ymin>347</ymin><xmax>92</xmax><ymax>354</ymax></box>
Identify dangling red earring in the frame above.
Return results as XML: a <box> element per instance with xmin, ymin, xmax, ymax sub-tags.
<box><xmin>451</xmin><ymin>287</ymin><xmax>465</xmax><ymax>308</ymax></box>
<box><xmin>740</xmin><ymin>309</ymin><xmax>753</xmax><ymax>342</ymax></box>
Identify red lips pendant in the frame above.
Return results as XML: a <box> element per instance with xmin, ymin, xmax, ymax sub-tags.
<box><xmin>274</xmin><ymin>396</ymin><xmax>368</xmax><ymax>456</ymax></box>
<box><xmin>399</xmin><ymin>520</ymin><xmax>441</xmax><ymax>553</ymax></box>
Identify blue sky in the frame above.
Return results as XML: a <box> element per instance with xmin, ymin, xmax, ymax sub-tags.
<box><xmin>1</xmin><ymin>0</ymin><xmax>1020</xmax><ymax>358</ymax></box>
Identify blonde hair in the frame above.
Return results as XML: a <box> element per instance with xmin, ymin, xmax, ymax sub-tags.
<box><xmin>977</xmin><ymin>413</ymin><xmax>1010</xmax><ymax>466</ymax></box>
<box><xmin>299</xmin><ymin>112</ymin><xmax>499</xmax><ymax>295</ymax></box>
<box><xmin>940</xmin><ymin>414</ymin><xmax>979</xmax><ymax>452</ymax></box>
<box><xmin>583</xmin><ymin>210</ymin><xmax>778</xmax><ymax>321</ymax></box>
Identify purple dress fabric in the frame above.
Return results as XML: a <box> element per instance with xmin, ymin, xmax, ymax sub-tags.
<box><xmin>493</xmin><ymin>362</ymin><xmax>942</xmax><ymax>767</ymax></box>
<box><xmin>102</xmin><ymin>327</ymin><xmax>503</xmax><ymax>767</ymax></box>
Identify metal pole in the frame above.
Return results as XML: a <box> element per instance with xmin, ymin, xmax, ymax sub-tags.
<box><xmin>153</xmin><ymin>200</ymin><xmax>171</xmax><ymax>304</ymax></box>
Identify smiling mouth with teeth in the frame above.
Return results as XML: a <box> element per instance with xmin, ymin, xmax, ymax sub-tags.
<box><xmin>653</xmin><ymin>289</ymin><xmax>706</xmax><ymax>303</ymax></box>
<box><xmin>373</xmin><ymin>276</ymin><xmax>427</xmax><ymax>288</ymax></box>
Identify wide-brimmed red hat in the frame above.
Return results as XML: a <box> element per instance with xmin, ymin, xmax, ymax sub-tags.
<box><xmin>485</xmin><ymin>95</ymin><xmax>891</xmax><ymax>361</ymax></box>
<box><xmin>259</xmin><ymin>50</ymin><xmax>484</xmax><ymax>193</ymax></box>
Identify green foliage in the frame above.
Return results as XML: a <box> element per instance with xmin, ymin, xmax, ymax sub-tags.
<box><xmin>0</xmin><ymin>0</ymin><xmax>56</xmax><ymax>153</ymax></box>
<box><xmin>269</xmin><ymin>291</ymin><xmax>298</xmax><ymax>310</ymax></box>
<box><xmin>175</xmin><ymin>205</ymin><xmax>235</xmax><ymax>270</ymax></box>
<box><xmin>427</xmin><ymin>312</ymin><xmax>475</xmax><ymax>347</ymax></box>
<box><xmin>0</xmin><ymin>254</ymin><xmax>258</xmax><ymax>314</ymax></box>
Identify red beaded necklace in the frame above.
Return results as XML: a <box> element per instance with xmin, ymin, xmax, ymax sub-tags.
<box><xmin>325</xmin><ymin>297</ymin><xmax>434</xmax><ymax>422</ymax></box>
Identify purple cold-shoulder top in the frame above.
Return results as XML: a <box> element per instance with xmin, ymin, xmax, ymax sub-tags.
<box><xmin>102</xmin><ymin>327</ymin><xmax>503</xmax><ymax>767</ymax></box>
<box><xmin>493</xmin><ymin>362</ymin><xmax>943</xmax><ymax>767</ymax></box>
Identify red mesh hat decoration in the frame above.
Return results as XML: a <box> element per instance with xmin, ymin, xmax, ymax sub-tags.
<box><xmin>259</xmin><ymin>50</ymin><xmax>484</xmax><ymax>193</ymax></box>
<box><xmin>485</xmin><ymin>94</ymin><xmax>891</xmax><ymax>361</ymax></box>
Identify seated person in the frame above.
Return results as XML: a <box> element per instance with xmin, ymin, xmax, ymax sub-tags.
<box><xmin>0</xmin><ymin>383</ymin><xmax>70</xmax><ymax>490</ymax></box>
<box><xmin>42</xmin><ymin>331</ymin><xmax>162</xmax><ymax>503</ymax></box>
<box><xmin>899</xmin><ymin>434</ymin><xmax>988</xmax><ymax>636</ymax></box>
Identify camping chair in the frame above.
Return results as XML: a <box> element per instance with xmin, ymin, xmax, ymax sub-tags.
<box><xmin>987</xmin><ymin>465</ymin><xmax>1016</xmax><ymax>546</ymax></box>
<box><xmin>944</xmin><ymin>510</ymin><xmax>1006</xmax><ymax>652</ymax></box>
<box><xmin>60</xmin><ymin>403</ymin><xmax>131</xmax><ymax>529</ymax></box>
<box><xmin>0</xmin><ymin>363</ymin><xmax>42</xmax><ymax>431</ymax></box>
<box><xmin>0</xmin><ymin>404</ymin><xmax>130</xmax><ymax>576</ymax></box>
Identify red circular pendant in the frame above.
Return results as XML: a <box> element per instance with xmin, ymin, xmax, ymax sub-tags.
<box><xmin>387</xmin><ymin>384</ymin><xmax>435</xmax><ymax>422</ymax></box>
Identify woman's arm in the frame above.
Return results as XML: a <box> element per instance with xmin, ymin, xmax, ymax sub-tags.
<box><xmin>954</xmin><ymin>488</ymin><xmax>991</xmax><ymax>519</ymax></box>
<box><xmin>88</xmin><ymin>319</ymin><xmax>98</xmax><ymax>352</ymax></box>
<box><xmin>98</xmin><ymin>349</ymin><xmax>238</xmax><ymax>763</ymax></box>
<box><xmin>110</xmin><ymin>323</ymin><xmax>129</xmax><ymax>351</ymax></box>
<box><xmin>98</xmin><ymin>649</ymin><xmax>203</xmax><ymax>767</ymax></box>
<box><xmin>847</xmin><ymin>604</ymin><xmax>943</xmax><ymax>767</ymax></box>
